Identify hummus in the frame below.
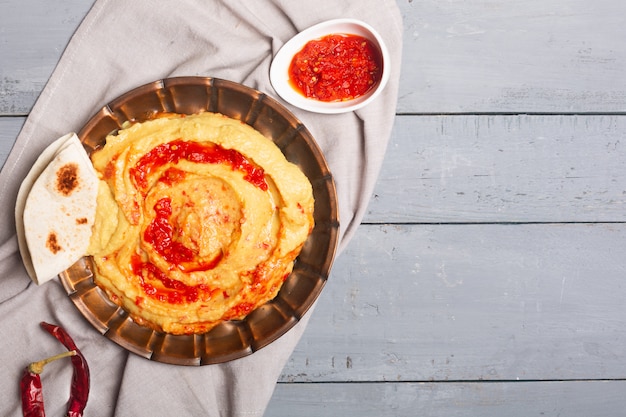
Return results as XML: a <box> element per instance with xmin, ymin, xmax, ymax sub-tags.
<box><xmin>88</xmin><ymin>112</ymin><xmax>314</xmax><ymax>335</ymax></box>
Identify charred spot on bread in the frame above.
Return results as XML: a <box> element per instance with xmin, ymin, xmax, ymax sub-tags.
<box><xmin>56</xmin><ymin>163</ymin><xmax>80</xmax><ymax>196</ymax></box>
<box><xmin>46</xmin><ymin>232</ymin><xmax>62</xmax><ymax>254</ymax></box>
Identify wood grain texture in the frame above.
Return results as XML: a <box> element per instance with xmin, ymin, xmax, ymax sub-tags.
<box><xmin>0</xmin><ymin>0</ymin><xmax>94</xmax><ymax>115</ymax></box>
<box><xmin>2</xmin><ymin>0</ymin><xmax>626</xmax><ymax>415</ymax></box>
<box><xmin>366</xmin><ymin>114</ymin><xmax>626</xmax><ymax>223</ymax></box>
<box><xmin>268</xmin><ymin>381</ymin><xmax>626</xmax><ymax>417</ymax></box>
<box><xmin>2</xmin><ymin>0</ymin><xmax>626</xmax><ymax>114</ymax></box>
<box><xmin>278</xmin><ymin>223</ymin><xmax>626</xmax><ymax>383</ymax></box>
<box><xmin>0</xmin><ymin>117</ymin><xmax>23</xmax><ymax>166</ymax></box>
<box><xmin>397</xmin><ymin>0</ymin><xmax>626</xmax><ymax>113</ymax></box>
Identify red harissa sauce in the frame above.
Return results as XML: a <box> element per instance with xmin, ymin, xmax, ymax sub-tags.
<box><xmin>130</xmin><ymin>139</ymin><xmax>268</xmax><ymax>193</ymax></box>
<box><xmin>126</xmin><ymin>138</ymin><xmax>269</xmax><ymax>306</ymax></box>
<box><xmin>288</xmin><ymin>34</ymin><xmax>383</xmax><ymax>102</ymax></box>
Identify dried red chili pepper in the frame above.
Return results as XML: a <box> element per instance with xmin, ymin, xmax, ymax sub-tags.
<box><xmin>20</xmin><ymin>350</ymin><xmax>77</xmax><ymax>417</ymax></box>
<box><xmin>40</xmin><ymin>322</ymin><xmax>90</xmax><ymax>417</ymax></box>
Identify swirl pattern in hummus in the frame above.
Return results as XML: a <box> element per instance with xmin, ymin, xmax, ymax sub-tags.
<box><xmin>87</xmin><ymin>112</ymin><xmax>314</xmax><ymax>335</ymax></box>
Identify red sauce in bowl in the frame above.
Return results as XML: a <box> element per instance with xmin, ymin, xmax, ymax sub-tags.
<box><xmin>288</xmin><ymin>34</ymin><xmax>383</xmax><ymax>102</ymax></box>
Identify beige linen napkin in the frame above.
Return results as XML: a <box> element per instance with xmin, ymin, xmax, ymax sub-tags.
<box><xmin>0</xmin><ymin>0</ymin><xmax>403</xmax><ymax>415</ymax></box>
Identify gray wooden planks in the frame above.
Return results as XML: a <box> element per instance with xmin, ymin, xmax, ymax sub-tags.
<box><xmin>366</xmin><ymin>114</ymin><xmax>626</xmax><ymax>223</ymax></box>
<box><xmin>267</xmin><ymin>381</ymin><xmax>626</xmax><ymax>417</ymax></box>
<box><xmin>397</xmin><ymin>0</ymin><xmax>626</xmax><ymax>113</ymax></box>
<box><xmin>2</xmin><ymin>0</ymin><xmax>626</xmax><ymax>115</ymax></box>
<box><xmin>0</xmin><ymin>118</ymin><xmax>23</xmax><ymax>166</ymax></box>
<box><xmin>0</xmin><ymin>0</ymin><xmax>94</xmax><ymax>115</ymax></box>
<box><xmin>278</xmin><ymin>223</ymin><xmax>626</xmax><ymax>383</ymax></box>
<box><xmin>2</xmin><ymin>0</ymin><xmax>626</xmax><ymax>415</ymax></box>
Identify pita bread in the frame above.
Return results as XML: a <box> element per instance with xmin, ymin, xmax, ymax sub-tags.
<box><xmin>15</xmin><ymin>133</ymin><xmax>99</xmax><ymax>285</ymax></box>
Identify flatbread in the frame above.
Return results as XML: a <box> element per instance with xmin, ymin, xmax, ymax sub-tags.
<box><xmin>15</xmin><ymin>133</ymin><xmax>99</xmax><ymax>285</ymax></box>
<box><xmin>16</xmin><ymin>133</ymin><xmax>77</xmax><ymax>281</ymax></box>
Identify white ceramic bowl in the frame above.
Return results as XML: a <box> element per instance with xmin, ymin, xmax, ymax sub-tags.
<box><xmin>270</xmin><ymin>18</ymin><xmax>390</xmax><ymax>114</ymax></box>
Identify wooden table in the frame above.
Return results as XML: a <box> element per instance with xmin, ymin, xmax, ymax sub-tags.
<box><xmin>2</xmin><ymin>1</ymin><xmax>625</xmax><ymax>415</ymax></box>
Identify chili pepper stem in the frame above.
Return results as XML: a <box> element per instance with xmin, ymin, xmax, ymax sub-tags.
<box><xmin>28</xmin><ymin>350</ymin><xmax>77</xmax><ymax>375</ymax></box>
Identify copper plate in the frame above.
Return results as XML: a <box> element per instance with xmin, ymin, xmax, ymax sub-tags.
<box><xmin>59</xmin><ymin>77</ymin><xmax>339</xmax><ymax>366</ymax></box>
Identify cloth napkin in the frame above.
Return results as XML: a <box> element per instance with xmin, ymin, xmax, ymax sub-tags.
<box><xmin>0</xmin><ymin>1</ymin><xmax>403</xmax><ymax>415</ymax></box>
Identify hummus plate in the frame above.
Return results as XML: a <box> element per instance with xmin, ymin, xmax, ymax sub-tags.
<box><xmin>60</xmin><ymin>77</ymin><xmax>339</xmax><ymax>365</ymax></box>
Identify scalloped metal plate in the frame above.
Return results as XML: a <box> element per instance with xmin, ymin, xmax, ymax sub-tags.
<box><xmin>58</xmin><ymin>77</ymin><xmax>339</xmax><ymax>366</ymax></box>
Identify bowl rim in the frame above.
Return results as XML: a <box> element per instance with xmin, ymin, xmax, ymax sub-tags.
<box><xmin>269</xmin><ymin>18</ymin><xmax>390</xmax><ymax>114</ymax></box>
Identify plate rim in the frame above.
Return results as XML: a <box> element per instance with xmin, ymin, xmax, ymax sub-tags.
<box><xmin>60</xmin><ymin>76</ymin><xmax>339</xmax><ymax>365</ymax></box>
